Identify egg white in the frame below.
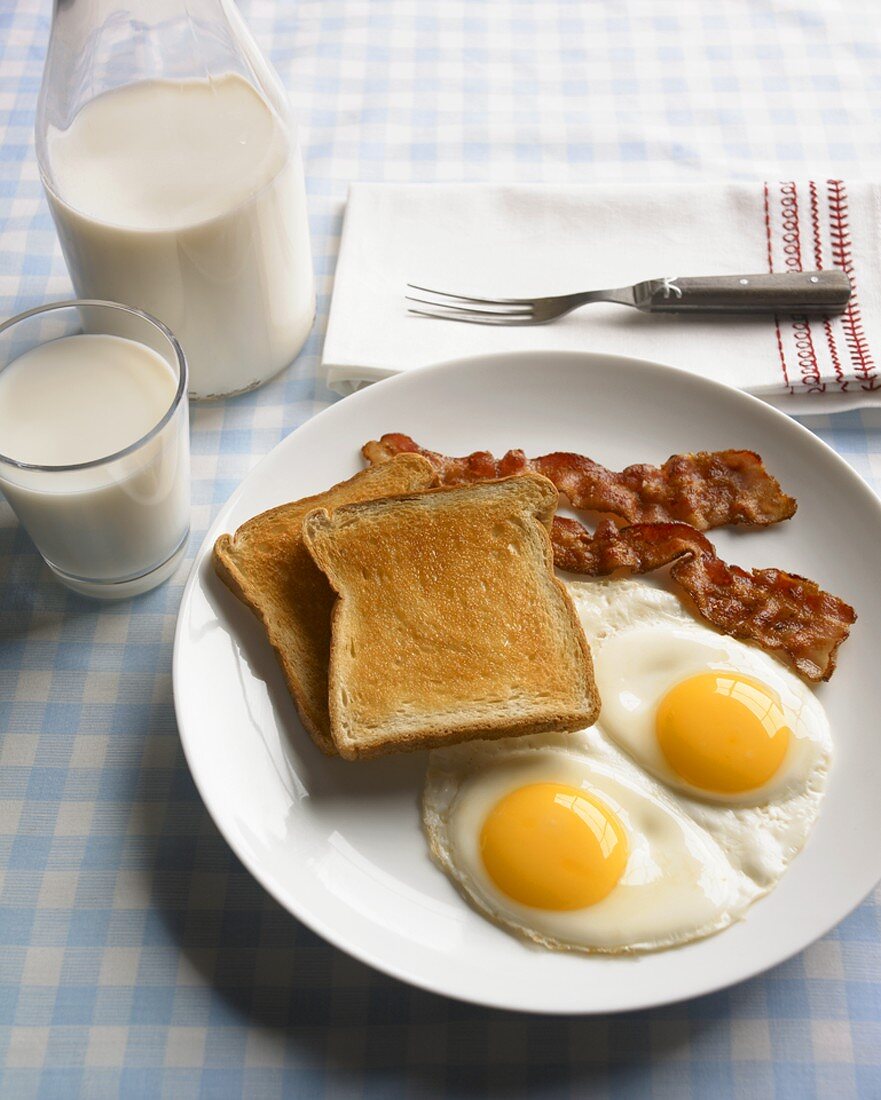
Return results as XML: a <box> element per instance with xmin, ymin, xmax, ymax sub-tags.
<box><xmin>423</xmin><ymin>578</ymin><xmax>832</xmax><ymax>952</ymax></box>
<box><xmin>423</xmin><ymin>731</ymin><xmax>762</xmax><ymax>954</ymax></box>
<box><xmin>567</xmin><ymin>578</ymin><xmax>832</xmax><ymax>888</ymax></box>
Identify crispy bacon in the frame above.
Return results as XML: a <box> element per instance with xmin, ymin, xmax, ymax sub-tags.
<box><xmin>362</xmin><ymin>434</ymin><xmax>797</xmax><ymax>530</ymax></box>
<box><xmin>363</xmin><ymin>433</ymin><xmax>528</xmax><ymax>484</ymax></box>
<box><xmin>553</xmin><ymin>517</ymin><xmax>855</xmax><ymax>682</ymax></box>
<box><xmin>362</xmin><ymin>435</ymin><xmax>851</xmax><ymax>678</ymax></box>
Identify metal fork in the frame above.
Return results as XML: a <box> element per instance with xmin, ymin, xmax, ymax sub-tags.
<box><xmin>405</xmin><ymin>270</ymin><xmax>852</xmax><ymax>326</ymax></box>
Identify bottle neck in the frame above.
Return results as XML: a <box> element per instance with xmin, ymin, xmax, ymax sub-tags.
<box><xmin>38</xmin><ymin>0</ymin><xmax>294</xmax><ymax>175</ymax></box>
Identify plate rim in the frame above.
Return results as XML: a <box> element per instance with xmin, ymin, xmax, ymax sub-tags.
<box><xmin>173</xmin><ymin>349</ymin><xmax>881</xmax><ymax>1014</ymax></box>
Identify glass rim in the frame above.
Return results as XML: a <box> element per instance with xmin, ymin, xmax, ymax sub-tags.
<box><xmin>0</xmin><ymin>299</ymin><xmax>188</xmax><ymax>473</ymax></box>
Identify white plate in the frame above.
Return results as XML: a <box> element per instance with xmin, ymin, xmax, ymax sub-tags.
<box><xmin>173</xmin><ymin>351</ymin><xmax>881</xmax><ymax>1014</ymax></box>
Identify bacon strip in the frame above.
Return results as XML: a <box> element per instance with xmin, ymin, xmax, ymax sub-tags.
<box><xmin>363</xmin><ymin>434</ymin><xmax>797</xmax><ymax>530</ymax></box>
<box><xmin>362</xmin><ymin>435</ymin><xmax>851</xmax><ymax>678</ymax></box>
<box><xmin>553</xmin><ymin>517</ymin><xmax>855</xmax><ymax>682</ymax></box>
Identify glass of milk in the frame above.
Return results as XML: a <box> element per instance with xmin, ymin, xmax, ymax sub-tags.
<box><xmin>0</xmin><ymin>301</ymin><xmax>191</xmax><ymax>599</ymax></box>
<box><xmin>36</xmin><ymin>0</ymin><xmax>315</xmax><ymax>400</ymax></box>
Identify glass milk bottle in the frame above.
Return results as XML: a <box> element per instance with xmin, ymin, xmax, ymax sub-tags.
<box><xmin>36</xmin><ymin>0</ymin><xmax>315</xmax><ymax>399</ymax></box>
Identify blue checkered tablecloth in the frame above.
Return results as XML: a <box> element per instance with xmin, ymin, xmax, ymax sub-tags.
<box><xmin>3</xmin><ymin>1</ymin><xmax>881</xmax><ymax>1096</ymax></box>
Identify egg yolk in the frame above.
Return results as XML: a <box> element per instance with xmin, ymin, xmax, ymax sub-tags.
<box><xmin>479</xmin><ymin>782</ymin><xmax>629</xmax><ymax>910</ymax></box>
<box><xmin>656</xmin><ymin>672</ymin><xmax>791</xmax><ymax>793</ymax></box>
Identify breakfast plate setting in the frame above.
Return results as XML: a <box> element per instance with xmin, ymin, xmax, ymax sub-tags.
<box><xmin>176</xmin><ymin>351</ymin><xmax>881</xmax><ymax>1014</ymax></box>
<box><xmin>5</xmin><ymin>0</ymin><xmax>881</xmax><ymax>1092</ymax></box>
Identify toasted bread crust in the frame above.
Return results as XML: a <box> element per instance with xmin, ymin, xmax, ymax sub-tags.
<box><xmin>213</xmin><ymin>531</ymin><xmax>335</xmax><ymax>753</ymax></box>
<box><xmin>212</xmin><ymin>454</ymin><xmax>438</xmax><ymax>754</ymax></box>
<box><xmin>304</xmin><ymin>475</ymin><xmax>600</xmax><ymax>760</ymax></box>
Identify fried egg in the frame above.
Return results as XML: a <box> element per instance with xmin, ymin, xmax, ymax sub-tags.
<box><xmin>567</xmin><ymin>578</ymin><xmax>832</xmax><ymax>886</ymax></box>
<box><xmin>423</xmin><ymin>578</ymin><xmax>833</xmax><ymax>954</ymax></box>
<box><xmin>423</xmin><ymin>732</ymin><xmax>761</xmax><ymax>953</ymax></box>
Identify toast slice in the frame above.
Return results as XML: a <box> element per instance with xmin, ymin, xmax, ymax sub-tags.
<box><xmin>303</xmin><ymin>474</ymin><xmax>599</xmax><ymax>760</ymax></box>
<box><xmin>213</xmin><ymin>454</ymin><xmax>437</xmax><ymax>754</ymax></box>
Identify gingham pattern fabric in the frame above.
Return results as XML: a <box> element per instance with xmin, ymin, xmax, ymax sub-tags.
<box><xmin>2</xmin><ymin>0</ymin><xmax>881</xmax><ymax>1095</ymax></box>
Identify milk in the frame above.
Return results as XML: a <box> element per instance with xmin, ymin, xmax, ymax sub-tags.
<box><xmin>0</xmin><ymin>334</ymin><xmax>190</xmax><ymax>591</ymax></box>
<box><xmin>43</xmin><ymin>75</ymin><xmax>315</xmax><ymax>398</ymax></box>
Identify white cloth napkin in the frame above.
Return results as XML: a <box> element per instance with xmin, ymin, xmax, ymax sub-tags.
<box><xmin>323</xmin><ymin>181</ymin><xmax>881</xmax><ymax>414</ymax></box>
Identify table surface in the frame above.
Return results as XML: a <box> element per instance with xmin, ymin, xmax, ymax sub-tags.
<box><xmin>3</xmin><ymin>1</ymin><xmax>881</xmax><ymax>1096</ymax></box>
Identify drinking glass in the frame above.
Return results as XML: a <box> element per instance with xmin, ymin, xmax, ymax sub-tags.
<box><xmin>0</xmin><ymin>300</ymin><xmax>190</xmax><ymax>599</ymax></box>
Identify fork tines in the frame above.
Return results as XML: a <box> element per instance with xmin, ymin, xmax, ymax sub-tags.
<box><xmin>405</xmin><ymin>283</ymin><xmax>536</xmax><ymax>325</ymax></box>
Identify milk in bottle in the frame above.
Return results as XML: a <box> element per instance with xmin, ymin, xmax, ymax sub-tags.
<box><xmin>37</xmin><ymin>0</ymin><xmax>315</xmax><ymax>398</ymax></box>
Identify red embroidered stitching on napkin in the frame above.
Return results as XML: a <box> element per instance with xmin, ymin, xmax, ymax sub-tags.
<box><xmin>808</xmin><ymin>180</ymin><xmax>845</xmax><ymax>389</ymax></box>
<box><xmin>827</xmin><ymin>179</ymin><xmax>879</xmax><ymax>392</ymax></box>
<box><xmin>763</xmin><ymin>181</ymin><xmax>792</xmax><ymax>393</ymax></box>
<box><xmin>764</xmin><ymin>179</ymin><xmax>877</xmax><ymax>396</ymax></box>
<box><xmin>779</xmin><ymin>181</ymin><xmax>823</xmax><ymax>393</ymax></box>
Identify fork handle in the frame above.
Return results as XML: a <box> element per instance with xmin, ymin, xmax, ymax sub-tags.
<box><xmin>636</xmin><ymin>271</ymin><xmax>851</xmax><ymax>315</ymax></box>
